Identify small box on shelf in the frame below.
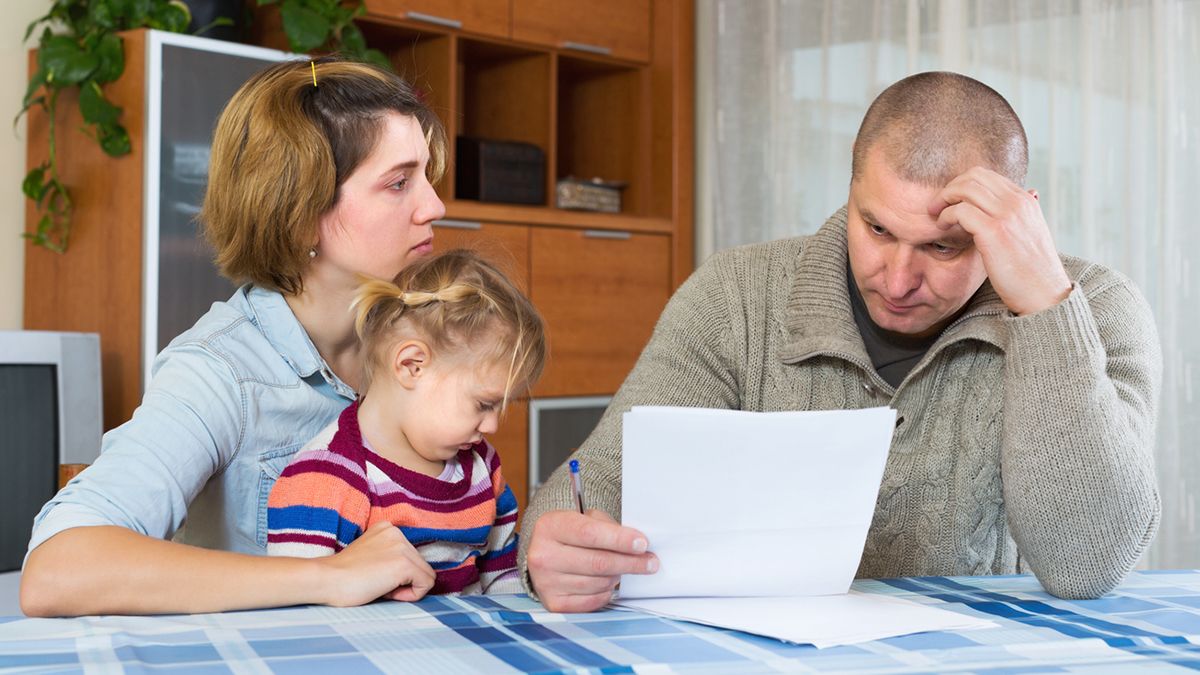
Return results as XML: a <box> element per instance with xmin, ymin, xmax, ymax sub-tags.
<box><xmin>556</xmin><ymin>177</ymin><xmax>625</xmax><ymax>213</ymax></box>
<box><xmin>455</xmin><ymin>136</ymin><xmax>546</xmax><ymax>205</ymax></box>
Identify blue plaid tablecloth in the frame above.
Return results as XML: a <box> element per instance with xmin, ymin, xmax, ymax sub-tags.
<box><xmin>2</xmin><ymin>570</ymin><xmax>1200</xmax><ymax>673</ymax></box>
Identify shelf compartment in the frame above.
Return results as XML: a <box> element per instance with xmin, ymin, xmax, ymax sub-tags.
<box><xmin>357</xmin><ymin>21</ymin><xmax>455</xmax><ymax>195</ymax></box>
<box><xmin>556</xmin><ymin>54</ymin><xmax>649</xmax><ymax>216</ymax></box>
<box><xmin>456</xmin><ymin>38</ymin><xmax>553</xmax><ymax>206</ymax></box>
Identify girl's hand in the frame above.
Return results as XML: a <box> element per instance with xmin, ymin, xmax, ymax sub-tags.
<box><xmin>316</xmin><ymin>521</ymin><xmax>437</xmax><ymax>606</ymax></box>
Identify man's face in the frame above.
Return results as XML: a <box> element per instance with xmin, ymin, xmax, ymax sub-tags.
<box><xmin>846</xmin><ymin>149</ymin><xmax>988</xmax><ymax>338</ymax></box>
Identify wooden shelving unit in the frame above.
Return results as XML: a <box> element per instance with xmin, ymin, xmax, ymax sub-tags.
<box><xmin>25</xmin><ymin>2</ymin><xmax>694</xmax><ymax>513</ymax></box>
<box><xmin>259</xmin><ymin>1</ymin><xmax>695</xmax><ymax>507</ymax></box>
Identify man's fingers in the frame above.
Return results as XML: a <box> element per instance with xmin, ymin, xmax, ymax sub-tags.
<box><xmin>555</xmin><ymin>513</ymin><xmax>649</xmax><ymax>555</ymax></box>
<box><xmin>552</xmin><ymin>541</ymin><xmax>658</xmax><ymax>577</ymax></box>
<box><xmin>935</xmin><ymin>201</ymin><xmax>990</xmax><ymax>236</ymax></box>
<box><xmin>543</xmin><ymin>591</ymin><xmax>616</xmax><ymax>613</ymax></box>
<box><xmin>586</xmin><ymin>508</ymin><xmax>617</xmax><ymax>524</ymax></box>
<box><xmin>547</xmin><ymin>572</ymin><xmax>620</xmax><ymax>596</ymax></box>
<box><xmin>932</xmin><ymin>177</ymin><xmax>1003</xmax><ymax>219</ymax></box>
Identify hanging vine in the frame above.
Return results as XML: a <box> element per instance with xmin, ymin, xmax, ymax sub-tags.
<box><xmin>19</xmin><ymin>1</ymin><xmax>191</xmax><ymax>252</ymax></box>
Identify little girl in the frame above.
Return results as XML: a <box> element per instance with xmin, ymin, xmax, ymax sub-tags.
<box><xmin>266</xmin><ymin>249</ymin><xmax>546</xmax><ymax>596</ymax></box>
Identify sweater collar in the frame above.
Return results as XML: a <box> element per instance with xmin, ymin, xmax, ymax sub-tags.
<box><xmin>778</xmin><ymin>207</ymin><xmax>1011</xmax><ymax>368</ymax></box>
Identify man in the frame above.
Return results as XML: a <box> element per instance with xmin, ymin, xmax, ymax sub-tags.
<box><xmin>518</xmin><ymin>72</ymin><xmax>1162</xmax><ymax>612</ymax></box>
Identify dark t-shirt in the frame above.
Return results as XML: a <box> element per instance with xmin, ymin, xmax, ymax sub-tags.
<box><xmin>848</xmin><ymin>274</ymin><xmax>937</xmax><ymax>388</ymax></box>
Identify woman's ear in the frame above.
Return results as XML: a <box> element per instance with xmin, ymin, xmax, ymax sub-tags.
<box><xmin>391</xmin><ymin>340</ymin><xmax>432</xmax><ymax>390</ymax></box>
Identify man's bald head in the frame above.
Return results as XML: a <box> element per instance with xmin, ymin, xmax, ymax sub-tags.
<box><xmin>851</xmin><ymin>72</ymin><xmax>1028</xmax><ymax>187</ymax></box>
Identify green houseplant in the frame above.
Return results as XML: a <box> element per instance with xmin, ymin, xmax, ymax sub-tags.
<box><xmin>255</xmin><ymin>0</ymin><xmax>389</xmax><ymax>69</ymax></box>
<box><xmin>21</xmin><ymin>0</ymin><xmax>386</xmax><ymax>253</ymax></box>
<box><xmin>20</xmin><ymin>1</ymin><xmax>192</xmax><ymax>253</ymax></box>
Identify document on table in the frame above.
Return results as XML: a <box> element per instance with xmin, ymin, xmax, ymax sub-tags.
<box><xmin>614</xmin><ymin>406</ymin><xmax>995</xmax><ymax>647</ymax></box>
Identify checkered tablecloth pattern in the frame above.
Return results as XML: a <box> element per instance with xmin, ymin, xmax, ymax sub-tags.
<box><xmin>3</xmin><ymin>571</ymin><xmax>1200</xmax><ymax>673</ymax></box>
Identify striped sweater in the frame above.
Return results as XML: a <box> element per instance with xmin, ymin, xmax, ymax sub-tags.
<box><xmin>267</xmin><ymin>400</ymin><xmax>520</xmax><ymax>595</ymax></box>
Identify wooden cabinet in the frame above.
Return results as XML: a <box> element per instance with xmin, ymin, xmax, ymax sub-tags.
<box><xmin>488</xmin><ymin>399</ymin><xmax>529</xmax><ymax>514</ymax></box>
<box><xmin>432</xmin><ymin>219</ymin><xmax>531</xmax><ymax>291</ymax></box>
<box><xmin>364</xmin><ymin>0</ymin><xmax>510</xmax><ymax>39</ymax></box>
<box><xmin>513</xmin><ymin>0</ymin><xmax>651</xmax><ymax>63</ymax></box>
<box><xmin>32</xmin><ymin>2</ymin><xmax>694</xmax><ymax>507</ymax></box>
<box><xmin>531</xmin><ymin>228</ymin><xmax>671</xmax><ymax>397</ymax></box>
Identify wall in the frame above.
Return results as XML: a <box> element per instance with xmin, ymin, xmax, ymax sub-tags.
<box><xmin>0</xmin><ymin>1</ymin><xmax>50</xmax><ymax>329</ymax></box>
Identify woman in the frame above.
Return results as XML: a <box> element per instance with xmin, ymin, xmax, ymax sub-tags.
<box><xmin>21</xmin><ymin>58</ymin><xmax>448</xmax><ymax>616</ymax></box>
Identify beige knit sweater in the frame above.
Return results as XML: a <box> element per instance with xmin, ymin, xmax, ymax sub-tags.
<box><xmin>519</xmin><ymin>209</ymin><xmax>1162</xmax><ymax>600</ymax></box>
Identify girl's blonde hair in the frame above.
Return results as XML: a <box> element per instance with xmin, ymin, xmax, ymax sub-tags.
<box><xmin>351</xmin><ymin>250</ymin><xmax>547</xmax><ymax>406</ymax></box>
<box><xmin>202</xmin><ymin>57</ymin><xmax>447</xmax><ymax>295</ymax></box>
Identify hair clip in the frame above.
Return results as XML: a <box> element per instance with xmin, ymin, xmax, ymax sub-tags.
<box><xmin>311</xmin><ymin>61</ymin><xmax>318</xmax><ymax>88</ymax></box>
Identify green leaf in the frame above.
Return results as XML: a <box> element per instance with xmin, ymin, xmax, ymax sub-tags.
<box><xmin>91</xmin><ymin>32</ymin><xmax>124</xmax><ymax>83</ymax></box>
<box><xmin>98</xmin><ymin>124</ymin><xmax>131</xmax><ymax>156</ymax></box>
<box><xmin>150</xmin><ymin>1</ymin><xmax>191</xmax><ymax>33</ymax></box>
<box><xmin>364</xmin><ymin>49</ymin><xmax>391</xmax><ymax>72</ymax></box>
<box><xmin>115</xmin><ymin>0</ymin><xmax>153</xmax><ymax>27</ymax></box>
<box><xmin>22</xmin><ymin>166</ymin><xmax>47</xmax><ymax>202</ymax></box>
<box><xmin>87</xmin><ymin>2</ymin><xmax>115</xmax><ymax>29</ymax></box>
<box><xmin>23</xmin><ymin>69</ymin><xmax>47</xmax><ymax>109</ymax></box>
<box><xmin>192</xmin><ymin>16</ymin><xmax>235</xmax><ymax>36</ymax></box>
<box><xmin>340</xmin><ymin>23</ymin><xmax>366</xmax><ymax>54</ymax></box>
<box><xmin>281</xmin><ymin>0</ymin><xmax>331</xmax><ymax>52</ymax></box>
<box><xmin>14</xmin><ymin>95</ymin><xmax>45</xmax><ymax>128</ymax></box>
<box><xmin>79</xmin><ymin>82</ymin><xmax>120</xmax><ymax>126</ymax></box>
<box><xmin>39</xmin><ymin>35</ymin><xmax>99</xmax><ymax>85</ymax></box>
<box><xmin>332</xmin><ymin>4</ymin><xmax>357</xmax><ymax>25</ymax></box>
<box><xmin>24</xmin><ymin>13</ymin><xmax>50</xmax><ymax>43</ymax></box>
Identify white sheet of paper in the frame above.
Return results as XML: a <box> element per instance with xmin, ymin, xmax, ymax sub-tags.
<box><xmin>620</xmin><ymin>406</ymin><xmax>896</xmax><ymax>599</ymax></box>
<box><xmin>613</xmin><ymin>592</ymin><xmax>997</xmax><ymax>648</ymax></box>
<box><xmin>614</xmin><ymin>406</ymin><xmax>994</xmax><ymax>648</ymax></box>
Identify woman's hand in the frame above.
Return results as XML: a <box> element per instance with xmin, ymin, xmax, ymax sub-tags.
<box><xmin>316</xmin><ymin>521</ymin><xmax>437</xmax><ymax>605</ymax></box>
<box><xmin>526</xmin><ymin>509</ymin><xmax>659</xmax><ymax>612</ymax></box>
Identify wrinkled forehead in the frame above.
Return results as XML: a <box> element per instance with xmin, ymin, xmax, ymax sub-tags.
<box><xmin>850</xmin><ymin>152</ymin><xmax>972</xmax><ymax>247</ymax></box>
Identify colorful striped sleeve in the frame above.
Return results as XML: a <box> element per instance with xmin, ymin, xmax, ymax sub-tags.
<box><xmin>267</xmin><ymin>448</ymin><xmax>371</xmax><ymax>558</ymax></box>
<box><xmin>478</xmin><ymin>443</ymin><xmax>521</xmax><ymax>594</ymax></box>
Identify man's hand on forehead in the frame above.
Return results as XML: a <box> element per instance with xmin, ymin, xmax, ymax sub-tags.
<box><xmin>926</xmin><ymin>166</ymin><xmax>1071</xmax><ymax>316</ymax></box>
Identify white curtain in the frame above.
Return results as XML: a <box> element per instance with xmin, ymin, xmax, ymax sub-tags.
<box><xmin>697</xmin><ymin>0</ymin><xmax>1200</xmax><ymax>569</ymax></box>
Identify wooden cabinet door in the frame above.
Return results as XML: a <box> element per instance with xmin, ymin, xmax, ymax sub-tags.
<box><xmin>530</xmin><ymin>227</ymin><xmax>670</xmax><ymax>396</ymax></box>
<box><xmin>512</xmin><ymin>0</ymin><xmax>651</xmax><ymax>63</ymax></box>
<box><xmin>486</xmin><ymin>398</ymin><xmax>529</xmax><ymax>516</ymax></box>
<box><xmin>432</xmin><ymin>220</ymin><xmax>530</xmax><ymax>292</ymax></box>
<box><xmin>431</xmin><ymin>220</ymin><xmax>531</xmax><ymax>511</ymax></box>
<box><xmin>365</xmin><ymin>0</ymin><xmax>511</xmax><ymax>39</ymax></box>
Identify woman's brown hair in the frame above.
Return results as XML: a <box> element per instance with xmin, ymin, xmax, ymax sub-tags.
<box><xmin>201</xmin><ymin>57</ymin><xmax>447</xmax><ymax>294</ymax></box>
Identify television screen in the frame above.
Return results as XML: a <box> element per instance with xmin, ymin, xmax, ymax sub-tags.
<box><xmin>0</xmin><ymin>364</ymin><xmax>59</xmax><ymax>572</ymax></box>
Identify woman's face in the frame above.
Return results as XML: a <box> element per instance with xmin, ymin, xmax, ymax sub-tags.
<box><xmin>314</xmin><ymin>112</ymin><xmax>445</xmax><ymax>282</ymax></box>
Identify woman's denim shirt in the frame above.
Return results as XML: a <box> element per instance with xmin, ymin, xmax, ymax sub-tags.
<box><xmin>27</xmin><ymin>285</ymin><xmax>356</xmax><ymax>559</ymax></box>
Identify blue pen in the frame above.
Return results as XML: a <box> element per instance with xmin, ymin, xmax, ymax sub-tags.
<box><xmin>569</xmin><ymin>459</ymin><xmax>586</xmax><ymax>514</ymax></box>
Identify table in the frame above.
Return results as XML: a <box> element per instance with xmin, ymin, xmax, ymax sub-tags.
<box><xmin>2</xmin><ymin>571</ymin><xmax>1199</xmax><ymax>673</ymax></box>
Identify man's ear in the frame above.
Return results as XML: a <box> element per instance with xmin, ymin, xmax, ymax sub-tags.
<box><xmin>1029</xmin><ymin>188</ymin><xmax>1039</xmax><ymax>201</ymax></box>
<box><xmin>391</xmin><ymin>340</ymin><xmax>432</xmax><ymax>390</ymax></box>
